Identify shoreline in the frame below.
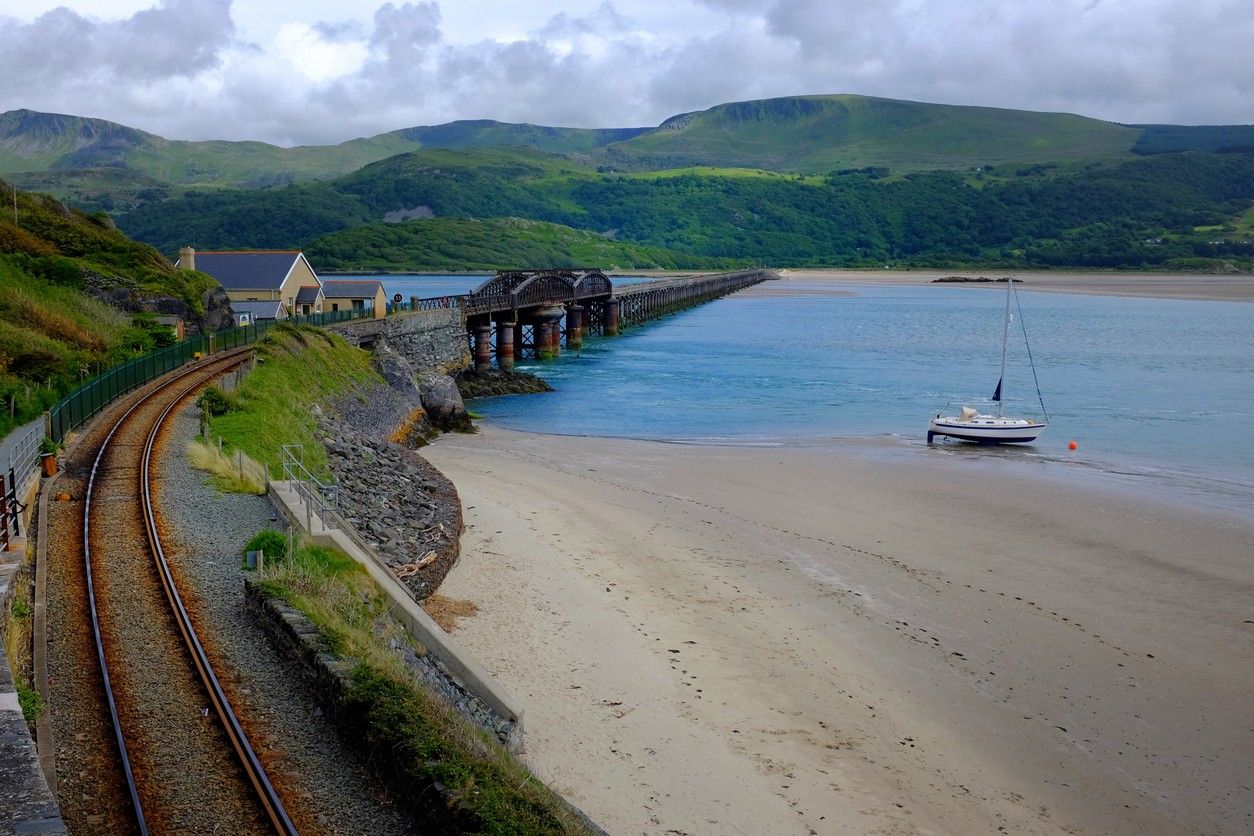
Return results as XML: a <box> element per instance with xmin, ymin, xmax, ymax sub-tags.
<box><xmin>331</xmin><ymin>268</ymin><xmax>1254</xmax><ymax>302</ymax></box>
<box><xmin>779</xmin><ymin>268</ymin><xmax>1254</xmax><ymax>301</ymax></box>
<box><xmin>423</xmin><ymin>424</ymin><xmax>1253</xmax><ymax>835</ymax></box>
<box><xmin>441</xmin><ymin>422</ymin><xmax>1254</xmax><ymax>523</ymax></box>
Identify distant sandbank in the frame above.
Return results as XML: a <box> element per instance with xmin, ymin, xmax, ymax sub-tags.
<box><xmin>779</xmin><ymin>268</ymin><xmax>1254</xmax><ymax>301</ymax></box>
<box><xmin>425</xmin><ymin>427</ymin><xmax>1253</xmax><ymax>835</ymax></box>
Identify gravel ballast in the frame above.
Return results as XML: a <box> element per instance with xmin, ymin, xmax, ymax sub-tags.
<box><xmin>157</xmin><ymin>405</ymin><xmax>409</xmax><ymax>836</ymax></box>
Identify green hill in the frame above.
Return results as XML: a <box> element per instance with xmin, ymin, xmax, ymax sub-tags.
<box><xmin>114</xmin><ymin>146</ymin><xmax>1254</xmax><ymax>272</ymax></box>
<box><xmin>306</xmin><ymin>216</ymin><xmax>727</xmax><ymax>272</ymax></box>
<box><xmin>596</xmin><ymin>95</ymin><xmax>1141</xmax><ymax>172</ymax></box>
<box><xmin>0</xmin><ymin>180</ymin><xmax>221</xmax><ymax>436</ymax></box>
<box><xmin>0</xmin><ymin>109</ymin><xmax>643</xmax><ymax>190</ymax></box>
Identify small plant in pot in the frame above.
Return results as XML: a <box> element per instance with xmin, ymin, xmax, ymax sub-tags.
<box><xmin>39</xmin><ymin>438</ymin><xmax>59</xmax><ymax>477</ymax></box>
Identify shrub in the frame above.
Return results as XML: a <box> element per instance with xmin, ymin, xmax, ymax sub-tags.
<box><xmin>198</xmin><ymin>384</ymin><xmax>237</xmax><ymax>416</ymax></box>
<box><xmin>245</xmin><ymin>528</ymin><xmax>289</xmax><ymax>562</ymax></box>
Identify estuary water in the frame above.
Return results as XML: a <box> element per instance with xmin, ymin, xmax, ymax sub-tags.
<box><xmin>359</xmin><ymin>275</ymin><xmax>1254</xmax><ymax>512</ymax></box>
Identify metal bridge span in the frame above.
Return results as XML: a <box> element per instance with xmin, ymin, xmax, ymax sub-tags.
<box><xmin>460</xmin><ymin>268</ymin><xmax>775</xmax><ymax>369</ymax></box>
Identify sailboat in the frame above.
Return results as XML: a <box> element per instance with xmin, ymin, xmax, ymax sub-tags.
<box><xmin>928</xmin><ymin>278</ymin><xmax>1048</xmax><ymax>444</ymax></box>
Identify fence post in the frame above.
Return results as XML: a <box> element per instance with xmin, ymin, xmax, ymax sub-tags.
<box><xmin>44</xmin><ymin>410</ymin><xmax>51</xmax><ymax>441</ymax></box>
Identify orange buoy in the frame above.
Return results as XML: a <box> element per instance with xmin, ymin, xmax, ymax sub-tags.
<box><xmin>1068</xmin><ymin>440</ymin><xmax>1078</xmax><ymax>450</ymax></box>
<box><xmin>55</xmin><ymin>492</ymin><xmax>71</xmax><ymax>501</ymax></box>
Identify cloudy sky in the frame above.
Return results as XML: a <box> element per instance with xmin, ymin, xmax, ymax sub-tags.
<box><xmin>0</xmin><ymin>0</ymin><xmax>1249</xmax><ymax>146</ymax></box>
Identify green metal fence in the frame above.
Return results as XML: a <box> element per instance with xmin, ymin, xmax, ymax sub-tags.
<box><xmin>46</xmin><ymin>306</ymin><xmax>370</xmax><ymax>444</ymax></box>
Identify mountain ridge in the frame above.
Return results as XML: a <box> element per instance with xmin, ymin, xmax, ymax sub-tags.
<box><xmin>6</xmin><ymin>95</ymin><xmax>1252</xmax><ymax>193</ymax></box>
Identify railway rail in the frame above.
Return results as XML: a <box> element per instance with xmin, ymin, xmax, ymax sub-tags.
<box><xmin>80</xmin><ymin>350</ymin><xmax>297</xmax><ymax>835</ymax></box>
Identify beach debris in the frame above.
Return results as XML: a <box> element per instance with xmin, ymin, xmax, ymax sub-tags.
<box><xmin>395</xmin><ymin>551</ymin><xmax>437</xmax><ymax>578</ymax></box>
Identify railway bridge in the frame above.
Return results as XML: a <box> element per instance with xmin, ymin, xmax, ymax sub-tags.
<box><xmin>461</xmin><ymin>268</ymin><xmax>775</xmax><ymax>370</ymax></box>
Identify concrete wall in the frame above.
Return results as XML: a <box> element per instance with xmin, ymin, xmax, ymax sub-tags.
<box><xmin>328</xmin><ymin>307</ymin><xmax>470</xmax><ymax>372</ymax></box>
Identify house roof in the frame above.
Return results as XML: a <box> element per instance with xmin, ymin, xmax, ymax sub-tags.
<box><xmin>322</xmin><ymin>279</ymin><xmax>384</xmax><ymax>299</ymax></box>
<box><xmin>295</xmin><ymin>285</ymin><xmax>322</xmax><ymax>304</ymax></box>
<box><xmin>232</xmin><ymin>300</ymin><xmax>286</xmax><ymax>320</ymax></box>
<box><xmin>189</xmin><ymin>251</ymin><xmax>306</xmax><ymax>291</ymax></box>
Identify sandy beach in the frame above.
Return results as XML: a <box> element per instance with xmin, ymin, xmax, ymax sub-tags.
<box><xmin>424</xmin><ymin>428</ymin><xmax>1253</xmax><ymax>835</ymax></box>
<box><xmin>778</xmin><ymin>269</ymin><xmax>1254</xmax><ymax>302</ymax></box>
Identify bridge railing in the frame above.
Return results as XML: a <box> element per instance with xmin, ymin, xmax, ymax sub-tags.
<box><xmin>386</xmin><ymin>295</ymin><xmax>470</xmax><ymax>315</ymax></box>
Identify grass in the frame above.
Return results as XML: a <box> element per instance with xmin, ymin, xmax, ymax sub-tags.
<box><xmin>0</xmin><ymin>180</ymin><xmax>220</xmax><ymax>439</ymax></box>
<box><xmin>256</xmin><ymin>540</ymin><xmax>586</xmax><ymax>833</ymax></box>
<box><xmin>5</xmin><ymin>556</ymin><xmax>41</xmax><ymax>725</ymax></box>
<box><xmin>186</xmin><ymin>438</ymin><xmax>268</xmax><ymax>494</ymax></box>
<box><xmin>207</xmin><ymin>324</ymin><xmax>381</xmax><ymax>479</ymax></box>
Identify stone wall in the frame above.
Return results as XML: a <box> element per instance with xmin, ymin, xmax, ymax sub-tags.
<box><xmin>328</xmin><ymin>308</ymin><xmax>470</xmax><ymax>372</ymax></box>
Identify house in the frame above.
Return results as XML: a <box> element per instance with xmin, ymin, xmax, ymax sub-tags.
<box><xmin>293</xmin><ymin>285</ymin><xmax>324</xmax><ymax>316</ymax></box>
<box><xmin>231</xmin><ymin>299</ymin><xmax>288</xmax><ymax>327</ymax></box>
<box><xmin>153</xmin><ymin>314</ymin><xmax>185</xmax><ymax>341</ymax></box>
<box><xmin>177</xmin><ymin>247</ymin><xmax>323</xmax><ymax>316</ymax></box>
<box><xmin>321</xmin><ymin>279</ymin><xmax>387</xmax><ymax>320</ymax></box>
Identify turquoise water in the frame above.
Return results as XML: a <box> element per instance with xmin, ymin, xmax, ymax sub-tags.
<box><xmin>467</xmin><ymin>280</ymin><xmax>1254</xmax><ymax>507</ymax></box>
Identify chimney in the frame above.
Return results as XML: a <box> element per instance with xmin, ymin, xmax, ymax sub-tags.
<box><xmin>178</xmin><ymin>246</ymin><xmax>195</xmax><ymax>271</ymax></box>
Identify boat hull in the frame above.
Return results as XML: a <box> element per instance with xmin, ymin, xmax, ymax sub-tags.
<box><xmin>928</xmin><ymin>418</ymin><xmax>1045</xmax><ymax>444</ymax></box>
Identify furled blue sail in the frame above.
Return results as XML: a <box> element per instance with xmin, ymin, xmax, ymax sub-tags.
<box><xmin>991</xmin><ymin>377</ymin><xmax>1002</xmax><ymax>402</ymax></box>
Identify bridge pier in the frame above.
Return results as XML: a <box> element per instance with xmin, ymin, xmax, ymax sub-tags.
<box><xmin>603</xmin><ymin>298</ymin><xmax>620</xmax><ymax>336</ymax></box>
<box><xmin>565</xmin><ymin>304</ymin><xmax>583</xmax><ymax>349</ymax></box>
<box><xmin>473</xmin><ymin>322</ymin><xmax>493</xmax><ymax>371</ymax></box>
<box><xmin>534</xmin><ymin>306</ymin><xmax>565</xmax><ymax>360</ymax></box>
<box><xmin>495</xmin><ymin>319</ymin><xmax>515</xmax><ymax>371</ymax></box>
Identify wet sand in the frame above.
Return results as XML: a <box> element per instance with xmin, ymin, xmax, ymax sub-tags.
<box><xmin>782</xmin><ymin>269</ymin><xmax>1254</xmax><ymax>301</ymax></box>
<box><xmin>424</xmin><ymin>428</ymin><xmax>1253</xmax><ymax>835</ymax></box>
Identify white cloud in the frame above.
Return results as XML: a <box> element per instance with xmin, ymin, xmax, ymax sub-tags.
<box><xmin>0</xmin><ymin>0</ymin><xmax>1248</xmax><ymax>147</ymax></box>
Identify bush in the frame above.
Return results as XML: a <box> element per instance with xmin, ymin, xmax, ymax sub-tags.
<box><xmin>198</xmin><ymin>385</ymin><xmax>237</xmax><ymax>416</ymax></box>
<box><xmin>245</xmin><ymin>528</ymin><xmax>288</xmax><ymax>562</ymax></box>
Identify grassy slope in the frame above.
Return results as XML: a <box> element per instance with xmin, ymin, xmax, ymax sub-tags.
<box><xmin>306</xmin><ymin>216</ymin><xmax>729</xmax><ymax>271</ymax></box>
<box><xmin>208</xmin><ymin>325</ymin><xmax>381</xmax><ymax>479</ymax></box>
<box><xmin>602</xmin><ymin>95</ymin><xmax>1141</xmax><ymax>172</ymax></box>
<box><xmin>0</xmin><ymin>181</ymin><xmax>222</xmax><ymax>437</ymax></box>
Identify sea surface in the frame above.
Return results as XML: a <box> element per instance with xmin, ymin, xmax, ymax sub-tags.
<box><xmin>353</xmin><ymin>275</ymin><xmax>1254</xmax><ymax>513</ymax></box>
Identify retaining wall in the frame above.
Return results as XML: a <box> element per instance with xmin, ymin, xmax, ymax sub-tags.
<box><xmin>328</xmin><ymin>308</ymin><xmax>470</xmax><ymax>371</ymax></box>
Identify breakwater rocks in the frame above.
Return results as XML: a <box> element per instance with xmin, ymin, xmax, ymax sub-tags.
<box><xmin>454</xmin><ymin>367</ymin><xmax>554</xmax><ymax>399</ymax></box>
<box><xmin>319</xmin><ymin>420</ymin><xmax>462</xmax><ymax>601</ymax></box>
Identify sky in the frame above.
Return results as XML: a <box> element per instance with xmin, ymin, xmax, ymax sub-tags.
<box><xmin>0</xmin><ymin>0</ymin><xmax>1250</xmax><ymax>147</ymax></box>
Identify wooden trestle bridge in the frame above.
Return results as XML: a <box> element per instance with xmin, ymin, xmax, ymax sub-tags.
<box><xmin>462</xmin><ymin>268</ymin><xmax>773</xmax><ymax>369</ymax></box>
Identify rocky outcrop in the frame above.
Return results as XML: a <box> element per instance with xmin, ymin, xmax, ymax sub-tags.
<box><xmin>371</xmin><ymin>338</ymin><xmax>472</xmax><ymax>441</ymax></box>
<box><xmin>454</xmin><ymin>367</ymin><xmax>554</xmax><ymax>399</ymax></box>
<box><xmin>81</xmin><ymin>270</ymin><xmax>234</xmax><ymax>336</ymax></box>
<box><xmin>416</xmin><ymin>371</ymin><xmax>472</xmax><ymax>432</ymax></box>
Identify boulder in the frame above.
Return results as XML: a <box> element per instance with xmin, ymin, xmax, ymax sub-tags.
<box><xmin>417</xmin><ymin>371</ymin><xmax>472</xmax><ymax>432</ymax></box>
<box><xmin>202</xmin><ymin>285</ymin><xmax>235</xmax><ymax>333</ymax></box>
<box><xmin>372</xmin><ymin>338</ymin><xmax>424</xmax><ymax>407</ymax></box>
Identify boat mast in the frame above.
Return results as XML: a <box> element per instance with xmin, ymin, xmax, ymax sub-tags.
<box><xmin>997</xmin><ymin>277</ymin><xmax>1011</xmax><ymax>417</ymax></box>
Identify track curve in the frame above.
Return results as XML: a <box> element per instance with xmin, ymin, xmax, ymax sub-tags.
<box><xmin>82</xmin><ymin>351</ymin><xmax>297</xmax><ymax>835</ymax></box>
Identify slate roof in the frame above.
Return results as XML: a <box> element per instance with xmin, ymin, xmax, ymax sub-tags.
<box><xmin>232</xmin><ymin>300</ymin><xmax>286</xmax><ymax>320</ymax></box>
<box><xmin>322</xmin><ymin>279</ymin><xmax>384</xmax><ymax>298</ymax></box>
<box><xmin>190</xmin><ymin>251</ymin><xmax>303</xmax><ymax>291</ymax></box>
<box><xmin>295</xmin><ymin>285</ymin><xmax>322</xmax><ymax>305</ymax></box>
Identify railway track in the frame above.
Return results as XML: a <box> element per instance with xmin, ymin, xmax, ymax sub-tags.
<box><xmin>80</xmin><ymin>351</ymin><xmax>297</xmax><ymax>835</ymax></box>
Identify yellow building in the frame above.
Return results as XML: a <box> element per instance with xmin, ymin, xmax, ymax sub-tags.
<box><xmin>321</xmin><ymin>279</ymin><xmax>387</xmax><ymax>320</ymax></box>
<box><xmin>177</xmin><ymin>247</ymin><xmax>324</xmax><ymax>315</ymax></box>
